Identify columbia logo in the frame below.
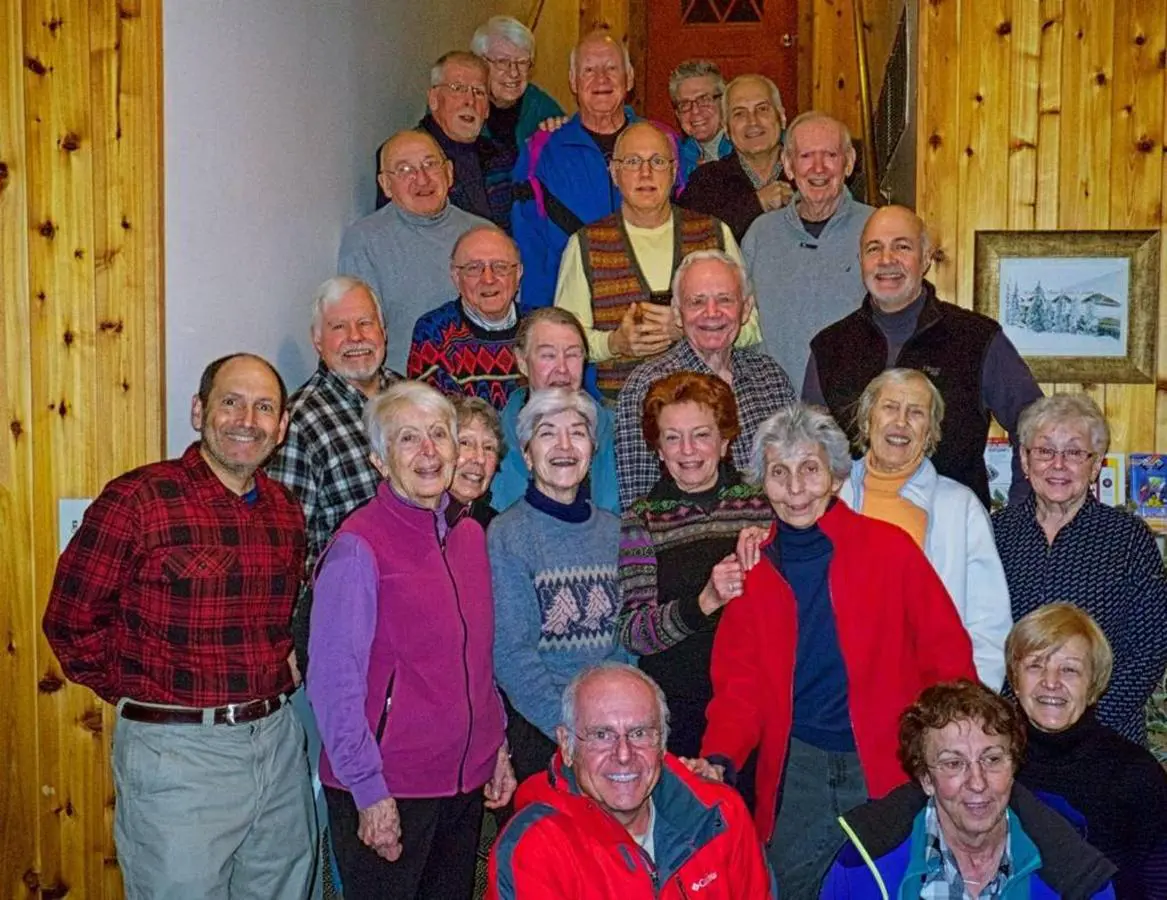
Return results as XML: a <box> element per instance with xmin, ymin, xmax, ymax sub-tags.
<box><xmin>690</xmin><ymin>871</ymin><xmax>719</xmax><ymax>891</ymax></box>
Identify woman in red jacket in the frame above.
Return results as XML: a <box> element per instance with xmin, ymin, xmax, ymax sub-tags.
<box><xmin>697</xmin><ymin>403</ymin><xmax>977</xmax><ymax>899</ymax></box>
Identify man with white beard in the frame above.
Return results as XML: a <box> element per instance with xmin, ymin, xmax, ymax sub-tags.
<box><xmin>267</xmin><ymin>275</ymin><xmax>402</xmax><ymax>663</ymax></box>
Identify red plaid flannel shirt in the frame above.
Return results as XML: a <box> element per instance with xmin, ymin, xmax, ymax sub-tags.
<box><xmin>43</xmin><ymin>443</ymin><xmax>306</xmax><ymax>706</ymax></box>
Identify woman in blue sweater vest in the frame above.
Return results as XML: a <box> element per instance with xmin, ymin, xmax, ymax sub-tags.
<box><xmin>488</xmin><ymin>388</ymin><xmax>633</xmax><ymax>785</ymax></box>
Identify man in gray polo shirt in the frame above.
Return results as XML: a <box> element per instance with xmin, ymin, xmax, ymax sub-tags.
<box><xmin>741</xmin><ymin>111</ymin><xmax>874</xmax><ymax>391</ymax></box>
<box><xmin>338</xmin><ymin>128</ymin><xmax>489</xmax><ymax>372</ymax></box>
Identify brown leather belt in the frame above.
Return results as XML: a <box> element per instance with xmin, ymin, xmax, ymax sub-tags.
<box><xmin>120</xmin><ymin>694</ymin><xmax>287</xmax><ymax>726</ymax></box>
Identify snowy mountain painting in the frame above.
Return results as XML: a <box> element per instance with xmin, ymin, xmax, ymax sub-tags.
<box><xmin>999</xmin><ymin>256</ymin><xmax>1129</xmax><ymax>358</ymax></box>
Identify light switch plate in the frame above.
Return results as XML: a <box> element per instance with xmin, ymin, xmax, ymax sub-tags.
<box><xmin>58</xmin><ymin>498</ymin><xmax>93</xmax><ymax>555</ymax></box>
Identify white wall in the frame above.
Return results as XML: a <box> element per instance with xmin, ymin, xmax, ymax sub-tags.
<box><xmin>163</xmin><ymin>0</ymin><xmax>494</xmax><ymax>453</ymax></box>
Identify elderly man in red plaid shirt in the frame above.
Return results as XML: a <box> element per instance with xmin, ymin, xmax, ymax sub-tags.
<box><xmin>43</xmin><ymin>353</ymin><xmax>316</xmax><ymax>900</ymax></box>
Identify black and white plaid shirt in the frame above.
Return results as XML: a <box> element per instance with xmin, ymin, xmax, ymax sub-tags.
<box><xmin>266</xmin><ymin>361</ymin><xmax>401</xmax><ymax>573</ymax></box>
<box><xmin>615</xmin><ymin>340</ymin><xmax>795</xmax><ymax>509</ymax></box>
<box><xmin>921</xmin><ymin>800</ymin><xmax>1012</xmax><ymax>900</ymax></box>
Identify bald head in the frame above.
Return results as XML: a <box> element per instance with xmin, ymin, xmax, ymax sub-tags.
<box><xmin>859</xmin><ymin>205</ymin><xmax>933</xmax><ymax>312</ymax></box>
<box><xmin>611</xmin><ymin>122</ymin><xmax>676</xmax><ymax>223</ymax></box>
<box><xmin>376</xmin><ymin>129</ymin><xmax>453</xmax><ymax>218</ymax></box>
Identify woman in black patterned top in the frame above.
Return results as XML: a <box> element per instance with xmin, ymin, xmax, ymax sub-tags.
<box><xmin>993</xmin><ymin>393</ymin><xmax>1167</xmax><ymax>746</ymax></box>
<box><xmin>616</xmin><ymin>372</ymin><xmax>773</xmax><ymax>759</ymax></box>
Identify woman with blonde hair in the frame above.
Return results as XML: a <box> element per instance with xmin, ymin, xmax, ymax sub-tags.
<box><xmin>1009</xmin><ymin>603</ymin><xmax>1167</xmax><ymax>899</ymax></box>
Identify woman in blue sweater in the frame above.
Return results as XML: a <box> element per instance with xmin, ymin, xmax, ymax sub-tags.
<box><xmin>488</xmin><ymin>388</ymin><xmax>632</xmax><ymax>784</ymax></box>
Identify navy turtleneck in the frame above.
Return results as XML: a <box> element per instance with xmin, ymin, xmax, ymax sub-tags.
<box><xmin>764</xmin><ymin>504</ymin><xmax>855</xmax><ymax>752</ymax></box>
<box><xmin>525</xmin><ymin>480</ymin><xmax>592</xmax><ymax>524</ymax></box>
<box><xmin>871</xmin><ymin>291</ymin><xmax>926</xmax><ymax>365</ymax></box>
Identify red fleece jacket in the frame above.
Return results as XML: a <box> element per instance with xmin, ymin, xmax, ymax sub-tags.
<box><xmin>700</xmin><ymin>501</ymin><xmax>977</xmax><ymax>842</ymax></box>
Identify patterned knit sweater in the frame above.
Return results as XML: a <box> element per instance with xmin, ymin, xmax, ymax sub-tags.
<box><xmin>488</xmin><ymin>493</ymin><xmax>633</xmax><ymax>738</ymax></box>
<box><xmin>617</xmin><ymin>468</ymin><xmax>773</xmax><ymax>717</ymax></box>
<box><xmin>993</xmin><ymin>492</ymin><xmax>1167</xmax><ymax>746</ymax></box>
<box><xmin>407</xmin><ymin>298</ymin><xmax>523</xmax><ymax>410</ymax></box>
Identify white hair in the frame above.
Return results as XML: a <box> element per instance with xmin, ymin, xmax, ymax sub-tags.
<box><xmin>781</xmin><ymin>110</ymin><xmax>854</xmax><ymax>163</ymax></box>
<box><xmin>363</xmin><ymin>381</ymin><xmax>457</xmax><ymax>461</ymax></box>
<box><xmin>515</xmin><ymin>388</ymin><xmax>598</xmax><ymax>450</ymax></box>
<box><xmin>721</xmin><ymin>74</ymin><xmax>785</xmax><ymax>131</ymax></box>
<box><xmin>1017</xmin><ymin>393</ymin><xmax>1110</xmax><ymax>455</ymax></box>
<box><xmin>470</xmin><ymin>16</ymin><xmax>535</xmax><ymax>58</ymax></box>
<box><xmin>310</xmin><ymin>276</ymin><xmax>384</xmax><ymax>337</ymax></box>
<box><xmin>749</xmin><ymin>403</ymin><xmax>853</xmax><ymax>485</ymax></box>
<box><xmin>670</xmin><ymin>248</ymin><xmax>753</xmax><ymax>308</ymax></box>
<box><xmin>560</xmin><ymin>663</ymin><xmax>670</xmax><ymax>756</ymax></box>
<box><xmin>569</xmin><ymin>32</ymin><xmax>632</xmax><ymax>78</ymax></box>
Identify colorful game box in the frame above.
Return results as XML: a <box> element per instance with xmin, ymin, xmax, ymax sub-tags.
<box><xmin>1129</xmin><ymin>454</ymin><xmax>1167</xmax><ymax>524</ymax></box>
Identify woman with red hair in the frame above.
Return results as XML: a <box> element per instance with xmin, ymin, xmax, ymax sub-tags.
<box><xmin>616</xmin><ymin>371</ymin><xmax>773</xmax><ymax>761</ymax></box>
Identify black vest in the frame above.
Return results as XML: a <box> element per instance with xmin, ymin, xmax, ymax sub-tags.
<box><xmin>810</xmin><ymin>282</ymin><xmax>1001</xmax><ymax>506</ymax></box>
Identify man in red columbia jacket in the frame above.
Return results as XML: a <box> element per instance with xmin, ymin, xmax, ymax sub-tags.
<box><xmin>487</xmin><ymin>663</ymin><xmax>775</xmax><ymax>899</ymax></box>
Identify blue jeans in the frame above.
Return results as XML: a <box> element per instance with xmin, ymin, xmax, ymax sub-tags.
<box><xmin>766</xmin><ymin>737</ymin><xmax>867</xmax><ymax>900</ymax></box>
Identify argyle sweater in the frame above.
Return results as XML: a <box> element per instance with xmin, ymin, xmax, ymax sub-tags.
<box><xmin>407</xmin><ymin>298</ymin><xmax>523</xmax><ymax>410</ymax></box>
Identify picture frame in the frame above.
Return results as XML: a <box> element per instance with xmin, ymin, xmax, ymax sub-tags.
<box><xmin>973</xmin><ymin>230</ymin><xmax>1160</xmax><ymax>383</ymax></box>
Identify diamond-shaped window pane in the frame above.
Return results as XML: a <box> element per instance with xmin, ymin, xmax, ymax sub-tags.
<box><xmin>682</xmin><ymin>0</ymin><xmax>722</xmax><ymax>24</ymax></box>
<box><xmin>724</xmin><ymin>0</ymin><xmax>763</xmax><ymax>22</ymax></box>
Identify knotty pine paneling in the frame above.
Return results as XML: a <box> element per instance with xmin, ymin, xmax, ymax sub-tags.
<box><xmin>1</xmin><ymin>0</ymin><xmax>163</xmax><ymax>896</ymax></box>
<box><xmin>917</xmin><ymin>0</ymin><xmax>1167</xmax><ymax>457</ymax></box>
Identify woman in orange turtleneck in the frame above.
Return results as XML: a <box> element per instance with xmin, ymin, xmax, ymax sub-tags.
<box><xmin>837</xmin><ymin>368</ymin><xmax>1013</xmax><ymax>689</ymax></box>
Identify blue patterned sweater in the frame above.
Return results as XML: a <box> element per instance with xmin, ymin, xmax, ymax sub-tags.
<box><xmin>488</xmin><ymin>496</ymin><xmax>633</xmax><ymax>738</ymax></box>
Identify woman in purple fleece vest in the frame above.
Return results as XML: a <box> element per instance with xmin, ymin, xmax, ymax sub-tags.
<box><xmin>308</xmin><ymin>381</ymin><xmax>514</xmax><ymax>900</ymax></box>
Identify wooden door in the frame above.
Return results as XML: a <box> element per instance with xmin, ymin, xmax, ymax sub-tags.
<box><xmin>644</xmin><ymin>0</ymin><xmax>799</xmax><ymax>125</ymax></box>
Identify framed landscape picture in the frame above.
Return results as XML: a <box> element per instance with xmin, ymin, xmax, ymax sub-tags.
<box><xmin>973</xmin><ymin>230</ymin><xmax>1160</xmax><ymax>383</ymax></box>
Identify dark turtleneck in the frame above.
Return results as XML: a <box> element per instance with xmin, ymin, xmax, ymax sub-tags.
<box><xmin>871</xmin><ymin>291</ymin><xmax>926</xmax><ymax>365</ymax></box>
<box><xmin>525</xmin><ymin>480</ymin><xmax>591</xmax><ymax>524</ymax></box>
<box><xmin>764</xmin><ymin>499</ymin><xmax>855</xmax><ymax>752</ymax></box>
<box><xmin>1017</xmin><ymin>709</ymin><xmax>1167</xmax><ymax>899</ymax></box>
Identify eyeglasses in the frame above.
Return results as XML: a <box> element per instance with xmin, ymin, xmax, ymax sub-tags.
<box><xmin>928</xmin><ymin>750</ymin><xmax>1012</xmax><ymax>780</ymax></box>
<box><xmin>675</xmin><ymin>92</ymin><xmax>723</xmax><ymax>115</ymax></box>
<box><xmin>438</xmin><ymin>81</ymin><xmax>489</xmax><ymax>100</ymax></box>
<box><xmin>381</xmin><ymin>157</ymin><xmax>447</xmax><ymax>181</ymax></box>
<box><xmin>611</xmin><ymin>154</ymin><xmax>675</xmax><ymax>172</ymax></box>
<box><xmin>453</xmin><ymin>260</ymin><xmax>519</xmax><ymax>278</ymax></box>
<box><xmin>1026</xmin><ymin>446</ymin><xmax>1096</xmax><ymax>466</ymax></box>
<box><xmin>575</xmin><ymin>726</ymin><xmax>662</xmax><ymax>750</ymax></box>
<box><xmin>484</xmin><ymin>56</ymin><xmax>532</xmax><ymax>73</ymax></box>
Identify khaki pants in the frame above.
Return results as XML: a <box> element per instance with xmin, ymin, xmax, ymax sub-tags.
<box><xmin>113</xmin><ymin>701</ymin><xmax>316</xmax><ymax>900</ymax></box>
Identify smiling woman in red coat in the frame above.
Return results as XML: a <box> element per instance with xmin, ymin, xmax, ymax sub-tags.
<box><xmin>697</xmin><ymin>402</ymin><xmax>977</xmax><ymax>899</ymax></box>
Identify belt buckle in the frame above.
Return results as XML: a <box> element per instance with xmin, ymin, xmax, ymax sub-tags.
<box><xmin>225</xmin><ymin>703</ymin><xmax>239</xmax><ymax>726</ymax></box>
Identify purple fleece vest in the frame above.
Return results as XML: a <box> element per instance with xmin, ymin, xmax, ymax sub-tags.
<box><xmin>318</xmin><ymin>486</ymin><xmax>504</xmax><ymax>798</ymax></box>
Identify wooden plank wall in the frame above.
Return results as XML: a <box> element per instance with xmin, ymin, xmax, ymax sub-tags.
<box><xmin>917</xmin><ymin>0</ymin><xmax>1167</xmax><ymax>453</ymax></box>
<box><xmin>0</xmin><ymin>0</ymin><xmax>164</xmax><ymax>896</ymax></box>
<box><xmin>811</xmin><ymin>0</ymin><xmax>903</xmax><ymax>137</ymax></box>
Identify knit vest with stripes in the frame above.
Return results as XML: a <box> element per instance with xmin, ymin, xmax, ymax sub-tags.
<box><xmin>579</xmin><ymin>206</ymin><xmax>724</xmax><ymax>399</ymax></box>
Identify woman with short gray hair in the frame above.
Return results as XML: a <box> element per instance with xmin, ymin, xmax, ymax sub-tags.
<box><xmin>838</xmin><ymin>368</ymin><xmax>1013</xmax><ymax>689</ymax></box>
<box><xmin>488</xmin><ymin>388</ymin><xmax>631</xmax><ymax>785</ymax></box>
<box><xmin>699</xmin><ymin>402</ymin><xmax>978</xmax><ymax>897</ymax></box>
<box><xmin>309</xmin><ymin>380</ymin><xmax>514</xmax><ymax>899</ymax></box>
<box><xmin>994</xmin><ymin>392</ymin><xmax>1167</xmax><ymax>747</ymax></box>
<box><xmin>470</xmin><ymin>15</ymin><xmax>563</xmax><ymax>153</ymax></box>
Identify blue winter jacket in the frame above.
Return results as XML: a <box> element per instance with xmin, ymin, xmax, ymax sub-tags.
<box><xmin>678</xmin><ymin>132</ymin><xmax>733</xmax><ymax>181</ymax></box>
<box><xmin>509</xmin><ymin>108</ymin><xmax>640</xmax><ymax>311</ymax></box>
<box><xmin>820</xmin><ymin>783</ymin><xmax>1116</xmax><ymax>900</ymax></box>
